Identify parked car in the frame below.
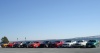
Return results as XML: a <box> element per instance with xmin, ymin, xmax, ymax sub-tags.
<box><xmin>20</xmin><ymin>42</ymin><xmax>27</xmax><ymax>48</ymax></box>
<box><xmin>28</xmin><ymin>41</ymin><xmax>34</xmax><ymax>48</ymax></box>
<box><xmin>62</xmin><ymin>40</ymin><xmax>76</xmax><ymax>48</ymax></box>
<box><xmin>7</xmin><ymin>42</ymin><xmax>15</xmax><ymax>48</ymax></box>
<box><xmin>28</xmin><ymin>41</ymin><xmax>41</xmax><ymax>48</ymax></box>
<box><xmin>1</xmin><ymin>43</ymin><xmax>8</xmax><ymax>48</ymax></box>
<box><xmin>21</xmin><ymin>41</ymin><xmax>31</xmax><ymax>48</ymax></box>
<box><xmin>72</xmin><ymin>40</ymin><xmax>87</xmax><ymax>48</ymax></box>
<box><xmin>40</xmin><ymin>41</ymin><xmax>53</xmax><ymax>48</ymax></box>
<box><xmin>53</xmin><ymin>40</ymin><xmax>64</xmax><ymax>48</ymax></box>
<box><xmin>13</xmin><ymin>42</ymin><xmax>22</xmax><ymax>48</ymax></box>
<box><xmin>86</xmin><ymin>40</ymin><xmax>100</xmax><ymax>48</ymax></box>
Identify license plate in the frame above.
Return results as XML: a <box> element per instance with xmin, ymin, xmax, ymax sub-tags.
<box><xmin>88</xmin><ymin>45</ymin><xmax>91</xmax><ymax>47</ymax></box>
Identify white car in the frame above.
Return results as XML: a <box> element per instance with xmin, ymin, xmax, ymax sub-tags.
<box><xmin>73</xmin><ymin>40</ymin><xmax>87</xmax><ymax>48</ymax></box>
<box><xmin>62</xmin><ymin>40</ymin><xmax>77</xmax><ymax>48</ymax></box>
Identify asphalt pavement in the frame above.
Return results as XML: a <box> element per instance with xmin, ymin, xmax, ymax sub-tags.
<box><xmin>0</xmin><ymin>47</ymin><xmax>100</xmax><ymax>53</ymax></box>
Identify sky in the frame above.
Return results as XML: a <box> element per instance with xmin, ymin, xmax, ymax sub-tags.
<box><xmin>0</xmin><ymin>0</ymin><xmax>100</xmax><ymax>41</ymax></box>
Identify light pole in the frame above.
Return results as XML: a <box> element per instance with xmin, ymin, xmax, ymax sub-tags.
<box><xmin>17</xmin><ymin>38</ymin><xmax>18</xmax><ymax>41</ymax></box>
<box><xmin>25</xmin><ymin>37</ymin><xmax>26</xmax><ymax>41</ymax></box>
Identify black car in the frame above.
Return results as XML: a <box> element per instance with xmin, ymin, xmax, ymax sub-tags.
<box><xmin>13</xmin><ymin>42</ymin><xmax>21</xmax><ymax>48</ymax></box>
<box><xmin>40</xmin><ymin>41</ymin><xmax>54</xmax><ymax>48</ymax></box>
<box><xmin>20</xmin><ymin>41</ymin><xmax>31</xmax><ymax>48</ymax></box>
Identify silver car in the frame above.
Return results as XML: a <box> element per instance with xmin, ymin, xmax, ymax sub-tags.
<box><xmin>62</xmin><ymin>40</ymin><xmax>76</xmax><ymax>48</ymax></box>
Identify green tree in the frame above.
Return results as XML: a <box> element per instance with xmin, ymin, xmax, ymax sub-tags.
<box><xmin>1</xmin><ymin>36</ymin><xmax>9</xmax><ymax>43</ymax></box>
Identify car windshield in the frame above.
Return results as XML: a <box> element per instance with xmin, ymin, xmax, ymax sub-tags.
<box><xmin>34</xmin><ymin>41</ymin><xmax>39</xmax><ymax>43</ymax></box>
<box><xmin>28</xmin><ymin>42</ymin><xmax>34</xmax><ymax>44</ymax></box>
<box><xmin>22</xmin><ymin>42</ymin><xmax>29</xmax><ymax>44</ymax></box>
<box><xmin>15</xmin><ymin>42</ymin><xmax>19</xmax><ymax>44</ymax></box>
<box><xmin>77</xmin><ymin>40</ymin><xmax>83</xmax><ymax>42</ymax></box>
<box><xmin>55</xmin><ymin>41</ymin><xmax>60</xmax><ymax>43</ymax></box>
<box><xmin>65</xmin><ymin>41</ymin><xmax>71</xmax><ymax>42</ymax></box>
<box><xmin>88</xmin><ymin>40</ymin><xmax>96</xmax><ymax>42</ymax></box>
<box><xmin>22</xmin><ymin>42</ymin><xmax>27</xmax><ymax>44</ymax></box>
<box><xmin>44</xmin><ymin>41</ymin><xmax>50</xmax><ymax>43</ymax></box>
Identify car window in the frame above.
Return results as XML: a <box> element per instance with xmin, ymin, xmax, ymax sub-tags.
<box><xmin>77</xmin><ymin>40</ymin><xmax>83</xmax><ymax>42</ymax></box>
<box><xmin>88</xmin><ymin>40</ymin><xmax>96</xmax><ymax>42</ymax></box>
<box><xmin>15</xmin><ymin>42</ymin><xmax>18</xmax><ymax>44</ymax></box>
<box><xmin>55</xmin><ymin>41</ymin><xmax>60</xmax><ymax>43</ymax></box>
<box><xmin>23</xmin><ymin>42</ymin><xmax>27</xmax><ymax>44</ymax></box>
<box><xmin>43</xmin><ymin>41</ymin><xmax>49</xmax><ymax>43</ymax></box>
<box><xmin>28</xmin><ymin>42</ymin><xmax>34</xmax><ymax>44</ymax></box>
<box><xmin>26</xmin><ymin>42</ymin><xmax>30</xmax><ymax>44</ymax></box>
<box><xmin>34</xmin><ymin>41</ymin><xmax>39</xmax><ymax>43</ymax></box>
<box><xmin>65</xmin><ymin>40</ymin><xmax>71</xmax><ymax>42</ymax></box>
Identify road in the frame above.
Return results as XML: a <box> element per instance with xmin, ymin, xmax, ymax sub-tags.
<box><xmin>0</xmin><ymin>48</ymin><xmax>100</xmax><ymax>53</ymax></box>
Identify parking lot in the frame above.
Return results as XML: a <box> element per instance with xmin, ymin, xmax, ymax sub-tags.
<box><xmin>0</xmin><ymin>47</ymin><xmax>100</xmax><ymax>53</ymax></box>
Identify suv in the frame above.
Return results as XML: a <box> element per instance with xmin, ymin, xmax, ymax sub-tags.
<box><xmin>86</xmin><ymin>40</ymin><xmax>99</xmax><ymax>48</ymax></box>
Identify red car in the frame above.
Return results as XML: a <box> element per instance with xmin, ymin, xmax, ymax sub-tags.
<box><xmin>54</xmin><ymin>41</ymin><xmax>64</xmax><ymax>48</ymax></box>
<box><xmin>28</xmin><ymin>41</ymin><xmax>41</xmax><ymax>48</ymax></box>
<box><xmin>7</xmin><ymin>42</ymin><xmax>15</xmax><ymax>48</ymax></box>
